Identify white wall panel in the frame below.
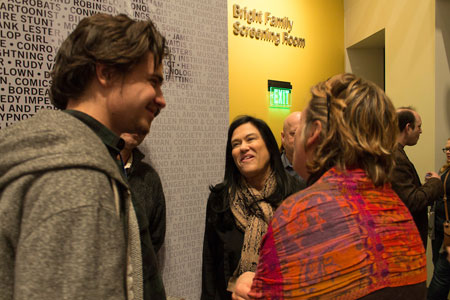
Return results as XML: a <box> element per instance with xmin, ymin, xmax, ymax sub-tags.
<box><xmin>0</xmin><ymin>1</ymin><xmax>228</xmax><ymax>299</ymax></box>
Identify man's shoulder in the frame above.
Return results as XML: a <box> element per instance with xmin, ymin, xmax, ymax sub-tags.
<box><xmin>0</xmin><ymin>166</ymin><xmax>121</xmax><ymax>246</ymax></box>
<box><xmin>1</xmin><ymin>110</ymin><xmax>61</xmax><ymax>133</ymax></box>
<box><xmin>0</xmin><ymin>110</ymin><xmax>124</xmax><ymax>190</ymax></box>
<box><xmin>280</xmin><ymin>151</ymin><xmax>289</xmax><ymax>167</ymax></box>
<box><xmin>130</xmin><ymin>148</ymin><xmax>161</xmax><ymax>177</ymax></box>
<box><xmin>0</xmin><ymin>110</ymin><xmax>93</xmax><ymax>142</ymax></box>
<box><xmin>0</xmin><ymin>109</ymin><xmax>107</xmax><ymax>160</ymax></box>
<box><xmin>33</xmin><ymin>167</ymin><xmax>119</xmax><ymax>213</ymax></box>
<box><xmin>130</xmin><ymin>159</ymin><xmax>160</xmax><ymax>181</ymax></box>
<box><xmin>393</xmin><ymin>143</ymin><xmax>407</xmax><ymax>158</ymax></box>
<box><xmin>393</xmin><ymin>144</ymin><xmax>413</xmax><ymax>168</ymax></box>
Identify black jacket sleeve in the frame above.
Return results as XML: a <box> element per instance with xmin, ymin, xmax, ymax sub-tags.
<box><xmin>201</xmin><ymin>193</ymin><xmax>221</xmax><ymax>300</ymax></box>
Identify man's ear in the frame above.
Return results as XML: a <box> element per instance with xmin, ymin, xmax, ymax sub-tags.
<box><xmin>281</xmin><ymin>131</ymin><xmax>285</xmax><ymax>143</ymax></box>
<box><xmin>405</xmin><ymin>123</ymin><xmax>412</xmax><ymax>133</ymax></box>
<box><xmin>305</xmin><ymin>120</ymin><xmax>322</xmax><ymax>149</ymax></box>
<box><xmin>95</xmin><ymin>63</ymin><xmax>113</xmax><ymax>87</ymax></box>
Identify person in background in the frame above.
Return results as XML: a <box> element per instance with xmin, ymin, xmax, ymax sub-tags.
<box><xmin>427</xmin><ymin>138</ymin><xmax>450</xmax><ymax>300</ymax></box>
<box><xmin>120</xmin><ymin>132</ymin><xmax>167</xmax><ymax>300</ymax></box>
<box><xmin>391</xmin><ymin>107</ymin><xmax>443</xmax><ymax>249</ymax></box>
<box><xmin>0</xmin><ymin>14</ymin><xmax>168</xmax><ymax>300</ymax></box>
<box><xmin>280</xmin><ymin>111</ymin><xmax>306</xmax><ymax>186</ymax></box>
<box><xmin>232</xmin><ymin>73</ymin><xmax>427</xmax><ymax>300</ymax></box>
<box><xmin>201</xmin><ymin>115</ymin><xmax>303</xmax><ymax>300</ymax></box>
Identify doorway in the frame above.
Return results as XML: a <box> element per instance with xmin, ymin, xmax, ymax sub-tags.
<box><xmin>346</xmin><ymin>29</ymin><xmax>385</xmax><ymax>90</ymax></box>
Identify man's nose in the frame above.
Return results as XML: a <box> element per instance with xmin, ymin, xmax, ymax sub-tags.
<box><xmin>156</xmin><ymin>93</ymin><xmax>166</xmax><ymax>109</ymax></box>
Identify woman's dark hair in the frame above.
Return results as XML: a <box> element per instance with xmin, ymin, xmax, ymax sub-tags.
<box><xmin>208</xmin><ymin>115</ymin><xmax>300</xmax><ymax>228</ymax></box>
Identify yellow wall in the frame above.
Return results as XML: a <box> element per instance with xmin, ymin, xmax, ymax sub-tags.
<box><xmin>228</xmin><ymin>0</ymin><xmax>344</xmax><ymax>146</ymax></box>
<box><xmin>344</xmin><ymin>0</ymin><xmax>436</xmax><ymax>176</ymax></box>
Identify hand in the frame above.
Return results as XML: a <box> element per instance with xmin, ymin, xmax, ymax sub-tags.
<box><xmin>232</xmin><ymin>272</ymin><xmax>255</xmax><ymax>300</ymax></box>
<box><xmin>425</xmin><ymin>172</ymin><xmax>440</xmax><ymax>181</ymax></box>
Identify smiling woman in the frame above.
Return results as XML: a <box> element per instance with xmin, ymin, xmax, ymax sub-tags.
<box><xmin>201</xmin><ymin>115</ymin><xmax>305</xmax><ymax>300</ymax></box>
<box><xmin>230</xmin><ymin>122</ymin><xmax>271</xmax><ymax>190</ymax></box>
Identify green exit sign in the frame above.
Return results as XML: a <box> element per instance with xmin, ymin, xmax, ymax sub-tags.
<box><xmin>268</xmin><ymin>80</ymin><xmax>292</xmax><ymax>108</ymax></box>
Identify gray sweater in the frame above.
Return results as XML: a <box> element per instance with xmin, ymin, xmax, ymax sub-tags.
<box><xmin>0</xmin><ymin>110</ymin><xmax>142</xmax><ymax>300</ymax></box>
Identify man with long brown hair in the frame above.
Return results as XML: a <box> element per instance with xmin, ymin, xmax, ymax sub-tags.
<box><xmin>0</xmin><ymin>14</ymin><xmax>169</xmax><ymax>300</ymax></box>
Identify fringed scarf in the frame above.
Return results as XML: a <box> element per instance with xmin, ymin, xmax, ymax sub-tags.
<box><xmin>227</xmin><ymin>171</ymin><xmax>277</xmax><ymax>291</ymax></box>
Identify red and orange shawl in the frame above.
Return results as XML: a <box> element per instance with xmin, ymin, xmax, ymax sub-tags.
<box><xmin>249</xmin><ymin>167</ymin><xmax>426</xmax><ymax>299</ymax></box>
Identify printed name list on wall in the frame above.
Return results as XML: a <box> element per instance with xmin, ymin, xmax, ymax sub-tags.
<box><xmin>232</xmin><ymin>3</ymin><xmax>306</xmax><ymax>48</ymax></box>
<box><xmin>0</xmin><ymin>1</ymin><xmax>229</xmax><ymax>299</ymax></box>
<box><xmin>142</xmin><ymin>1</ymin><xmax>228</xmax><ymax>299</ymax></box>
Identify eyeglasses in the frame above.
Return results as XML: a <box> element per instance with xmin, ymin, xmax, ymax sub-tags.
<box><xmin>443</xmin><ymin>148</ymin><xmax>450</xmax><ymax>153</ymax></box>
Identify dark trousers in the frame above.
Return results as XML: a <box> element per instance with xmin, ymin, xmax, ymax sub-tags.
<box><xmin>433</xmin><ymin>234</ymin><xmax>444</xmax><ymax>266</ymax></box>
<box><xmin>428</xmin><ymin>251</ymin><xmax>450</xmax><ymax>300</ymax></box>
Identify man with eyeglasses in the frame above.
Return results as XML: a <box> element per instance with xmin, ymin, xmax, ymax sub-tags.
<box><xmin>391</xmin><ymin>107</ymin><xmax>443</xmax><ymax>249</ymax></box>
